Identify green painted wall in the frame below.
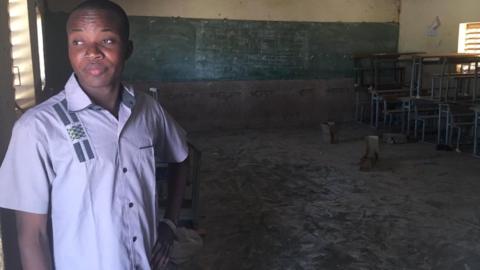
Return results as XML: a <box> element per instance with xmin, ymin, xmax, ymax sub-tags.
<box><xmin>42</xmin><ymin>13</ymin><xmax>398</xmax><ymax>89</ymax></box>
<box><xmin>125</xmin><ymin>17</ymin><xmax>399</xmax><ymax>82</ymax></box>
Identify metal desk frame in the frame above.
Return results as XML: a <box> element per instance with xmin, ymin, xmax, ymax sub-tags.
<box><xmin>472</xmin><ymin>105</ymin><xmax>480</xmax><ymax>157</ymax></box>
<box><xmin>404</xmin><ymin>54</ymin><xmax>480</xmax><ymax>135</ymax></box>
<box><xmin>352</xmin><ymin>52</ymin><xmax>420</xmax><ymax>128</ymax></box>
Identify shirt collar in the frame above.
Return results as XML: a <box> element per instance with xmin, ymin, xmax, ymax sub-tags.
<box><xmin>64</xmin><ymin>73</ymin><xmax>136</xmax><ymax>112</ymax></box>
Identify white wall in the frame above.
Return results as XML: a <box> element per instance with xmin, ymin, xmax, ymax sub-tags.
<box><xmin>47</xmin><ymin>0</ymin><xmax>400</xmax><ymax>23</ymax></box>
<box><xmin>399</xmin><ymin>0</ymin><xmax>480</xmax><ymax>53</ymax></box>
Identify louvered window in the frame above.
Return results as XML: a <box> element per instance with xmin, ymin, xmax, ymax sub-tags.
<box><xmin>8</xmin><ymin>0</ymin><xmax>45</xmax><ymax>111</ymax></box>
<box><xmin>457</xmin><ymin>22</ymin><xmax>480</xmax><ymax>73</ymax></box>
<box><xmin>459</xmin><ymin>22</ymin><xmax>480</xmax><ymax>53</ymax></box>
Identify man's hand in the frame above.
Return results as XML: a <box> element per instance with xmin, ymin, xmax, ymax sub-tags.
<box><xmin>150</xmin><ymin>221</ymin><xmax>176</xmax><ymax>269</ymax></box>
<box><xmin>152</xmin><ymin>157</ymin><xmax>188</xmax><ymax>269</ymax></box>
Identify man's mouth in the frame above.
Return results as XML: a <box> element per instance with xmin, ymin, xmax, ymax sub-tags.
<box><xmin>85</xmin><ymin>63</ymin><xmax>107</xmax><ymax>76</ymax></box>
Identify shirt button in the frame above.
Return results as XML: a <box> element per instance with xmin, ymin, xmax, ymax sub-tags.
<box><xmin>133</xmin><ymin>236</ymin><xmax>137</xmax><ymax>242</ymax></box>
<box><xmin>129</xmin><ymin>202</ymin><xmax>134</xmax><ymax>208</ymax></box>
<box><xmin>122</xmin><ymin>167</ymin><xmax>128</xmax><ymax>173</ymax></box>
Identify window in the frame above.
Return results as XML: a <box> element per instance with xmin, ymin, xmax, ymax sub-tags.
<box><xmin>36</xmin><ymin>5</ymin><xmax>46</xmax><ymax>89</ymax></box>
<box><xmin>457</xmin><ymin>22</ymin><xmax>480</xmax><ymax>73</ymax></box>
<box><xmin>8</xmin><ymin>0</ymin><xmax>46</xmax><ymax>111</ymax></box>
<box><xmin>458</xmin><ymin>22</ymin><xmax>480</xmax><ymax>54</ymax></box>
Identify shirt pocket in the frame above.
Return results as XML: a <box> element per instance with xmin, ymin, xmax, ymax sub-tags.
<box><xmin>136</xmin><ymin>140</ymin><xmax>156</xmax><ymax>180</ymax></box>
<box><xmin>135</xmin><ymin>140</ymin><xmax>157</xmax><ymax>221</ymax></box>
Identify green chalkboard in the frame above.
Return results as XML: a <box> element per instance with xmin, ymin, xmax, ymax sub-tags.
<box><xmin>124</xmin><ymin>17</ymin><xmax>398</xmax><ymax>82</ymax></box>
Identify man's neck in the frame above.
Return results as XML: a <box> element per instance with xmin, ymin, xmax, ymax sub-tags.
<box><xmin>83</xmin><ymin>83</ymin><xmax>121</xmax><ymax>118</ymax></box>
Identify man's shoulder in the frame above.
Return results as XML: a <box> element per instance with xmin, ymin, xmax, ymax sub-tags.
<box><xmin>132</xmin><ymin>88</ymin><xmax>154</xmax><ymax>104</ymax></box>
<box><xmin>132</xmin><ymin>87</ymin><xmax>165</xmax><ymax>112</ymax></box>
<box><xmin>16</xmin><ymin>91</ymin><xmax>67</xmax><ymax>129</ymax></box>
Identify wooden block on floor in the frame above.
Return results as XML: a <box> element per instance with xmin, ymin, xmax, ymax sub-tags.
<box><xmin>321</xmin><ymin>121</ymin><xmax>338</xmax><ymax>144</ymax></box>
<box><xmin>360</xmin><ymin>135</ymin><xmax>379</xmax><ymax>171</ymax></box>
<box><xmin>382</xmin><ymin>133</ymin><xmax>407</xmax><ymax>144</ymax></box>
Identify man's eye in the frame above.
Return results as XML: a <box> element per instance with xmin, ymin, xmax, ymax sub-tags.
<box><xmin>72</xmin><ymin>40</ymin><xmax>84</xmax><ymax>46</ymax></box>
<box><xmin>103</xmin><ymin>39</ymin><xmax>114</xmax><ymax>45</ymax></box>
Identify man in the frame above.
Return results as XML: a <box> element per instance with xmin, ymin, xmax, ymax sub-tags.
<box><xmin>0</xmin><ymin>1</ymin><xmax>188</xmax><ymax>269</ymax></box>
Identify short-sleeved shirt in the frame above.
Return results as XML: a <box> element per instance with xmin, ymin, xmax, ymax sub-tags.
<box><xmin>0</xmin><ymin>74</ymin><xmax>188</xmax><ymax>270</ymax></box>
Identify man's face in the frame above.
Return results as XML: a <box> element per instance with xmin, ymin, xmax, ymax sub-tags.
<box><xmin>67</xmin><ymin>8</ymin><xmax>130</xmax><ymax>90</ymax></box>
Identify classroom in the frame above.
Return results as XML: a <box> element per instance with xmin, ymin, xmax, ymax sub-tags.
<box><xmin>1</xmin><ymin>0</ymin><xmax>480</xmax><ymax>269</ymax></box>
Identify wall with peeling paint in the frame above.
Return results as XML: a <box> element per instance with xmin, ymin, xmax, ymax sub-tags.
<box><xmin>42</xmin><ymin>0</ymin><xmax>400</xmax><ymax>130</ymax></box>
<box><xmin>133</xmin><ymin>78</ymin><xmax>355</xmax><ymax>130</ymax></box>
<box><xmin>47</xmin><ymin>0</ymin><xmax>400</xmax><ymax>23</ymax></box>
<box><xmin>398</xmin><ymin>0</ymin><xmax>480</xmax><ymax>53</ymax></box>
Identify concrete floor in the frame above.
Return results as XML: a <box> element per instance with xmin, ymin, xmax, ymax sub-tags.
<box><xmin>186</xmin><ymin>123</ymin><xmax>480</xmax><ymax>270</ymax></box>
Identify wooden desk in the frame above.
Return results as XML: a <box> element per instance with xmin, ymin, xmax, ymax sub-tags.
<box><xmin>410</xmin><ymin>53</ymin><xmax>480</xmax><ymax>99</ymax></box>
<box><xmin>396</xmin><ymin>53</ymin><xmax>480</xmax><ymax>136</ymax></box>
<box><xmin>369</xmin><ymin>88</ymin><xmax>410</xmax><ymax>128</ymax></box>
<box><xmin>353</xmin><ymin>52</ymin><xmax>422</xmax><ymax>126</ymax></box>
<box><xmin>437</xmin><ymin>102</ymin><xmax>475</xmax><ymax>150</ymax></box>
<box><xmin>400</xmin><ymin>96</ymin><xmax>440</xmax><ymax>135</ymax></box>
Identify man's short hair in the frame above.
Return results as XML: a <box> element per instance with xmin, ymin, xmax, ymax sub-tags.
<box><xmin>69</xmin><ymin>0</ymin><xmax>130</xmax><ymax>40</ymax></box>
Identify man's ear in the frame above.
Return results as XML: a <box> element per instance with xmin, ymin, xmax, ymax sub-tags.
<box><xmin>125</xmin><ymin>40</ymin><xmax>133</xmax><ymax>60</ymax></box>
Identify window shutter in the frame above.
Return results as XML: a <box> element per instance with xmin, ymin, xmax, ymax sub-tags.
<box><xmin>464</xmin><ymin>22</ymin><xmax>480</xmax><ymax>53</ymax></box>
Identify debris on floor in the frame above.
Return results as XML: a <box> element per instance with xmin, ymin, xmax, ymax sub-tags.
<box><xmin>321</xmin><ymin>122</ymin><xmax>338</xmax><ymax>144</ymax></box>
<box><xmin>185</xmin><ymin>123</ymin><xmax>480</xmax><ymax>270</ymax></box>
<box><xmin>172</xmin><ymin>228</ymin><xmax>204</xmax><ymax>266</ymax></box>
<box><xmin>382</xmin><ymin>133</ymin><xmax>407</xmax><ymax>144</ymax></box>
<box><xmin>360</xmin><ymin>135</ymin><xmax>380</xmax><ymax>171</ymax></box>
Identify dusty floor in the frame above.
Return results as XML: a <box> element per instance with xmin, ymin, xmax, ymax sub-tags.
<box><xmin>185</xmin><ymin>123</ymin><xmax>480</xmax><ymax>270</ymax></box>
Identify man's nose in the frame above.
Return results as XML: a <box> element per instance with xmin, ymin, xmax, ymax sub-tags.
<box><xmin>84</xmin><ymin>44</ymin><xmax>104</xmax><ymax>59</ymax></box>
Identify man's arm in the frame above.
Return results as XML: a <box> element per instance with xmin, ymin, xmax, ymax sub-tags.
<box><xmin>15</xmin><ymin>211</ymin><xmax>52</xmax><ymax>270</ymax></box>
<box><xmin>164</xmin><ymin>157</ymin><xmax>189</xmax><ymax>222</ymax></box>
<box><xmin>151</xmin><ymin>156</ymin><xmax>189</xmax><ymax>268</ymax></box>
